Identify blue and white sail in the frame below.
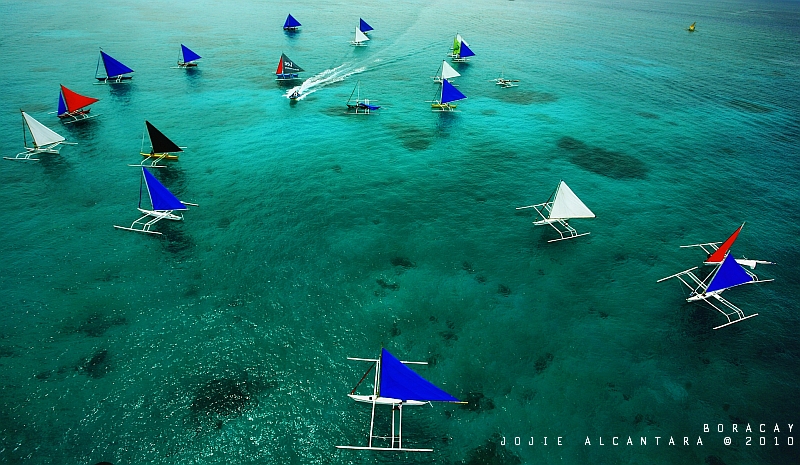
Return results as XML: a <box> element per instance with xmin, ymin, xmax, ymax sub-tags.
<box><xmin>379</xmin><ymin>349</ymin><xmax>458</xmax><ymax>402</ymax></box>
<box><xmin>96</xmin><ymin>51</ymin><xmax>134</xmax><ymax>81</ymax></box>
<box><xmin>141</xmin><ymin>167</ymin><xmax>187</xmax><ymax>212</ymax></box>
<box><xmin>359</xmin><ymin>18</ymin><xmax>373</xmax><ymax>33</ymax></box>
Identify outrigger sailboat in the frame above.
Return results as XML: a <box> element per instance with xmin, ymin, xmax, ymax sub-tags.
<box><xmin>657</xmin><ymin>252</ymin><xmax>773</xmax><ymax>329</ymax></box>
<box><xmin>492</xmin><ymin>70</ymin><xmax>519</xmax><ymax>88</ymax></box>
<box><xmin>283</xmin><ymin>14</ymin><xmax>301</xmax><ymax>31</ymax></box>
<box><xmin>95</xmin><ymin>50</ymin><xmax>134</xmax><ymax>83</ymax></box>
<box><xmin>346</xmin><ymin>81</ymin><xmax>380</xmax><ymax>114</ymax></box>
<box><xmin>680</xmin><ymin>223</ymin><xmax>774</xmax><ymax>269</ymax></box>
<box><xmin>5</xmin><ymin>111</ymin><xmax>74</xmax><ymax>161</ymax></box>
<box><xmin>359</xmin><ymin>18</ymin><xmax>373</xmax><ymax>35</ymax></box>
<box><xmin>351</xmin><ymin>27</ymin><xmax>370</xmax><ymax>46</ymax></box>
<box><xmin>336</xmin><ymin>349</ymin><xmax>463</xmax><ymax>452</ymax></box>
<box><xmin>134</xmin><ymin>121</ymin><xmax>184</xmax><ymax>168</ymax></box>
<box><xmin>449</xmin><ymin>34</ymin><xmax>475</xmax><ymax>63</ymax></box>
<box><xmin>177</xmin><ymin>44</ymin><xmax>201</xmax><ymax>68</ymax></box>
<box><xmin>688</xmin><ymin>22</ymin><xmax>696</xmax><ymax>32</ymax></box>
<box><xmin>57</xmin><ymin>85</ymin><xmax>99</xmax><ymax>123</ymax></box>
<box><xmin>113</xmin><ymin>167</ymin><xmax>197</xmax><ymax>235</ymax></box>
<box><xmin>432</xmin><ymin>60</ymin><xmax>460</xmax><ymax>84</ymax></box>
<box><xmin>516</xmin><ymin>180</ymin><xmax>595</xmax><ymax>242</ymax></box>
<box><xmin>431</xmin><ymin>79</ymin><xmax>466</xmax><ymax>112</ymax></box>
<box><xmin>276</xmin><ymin>53</ymin><xmax>304</xmax><ymax>81</ymax></box>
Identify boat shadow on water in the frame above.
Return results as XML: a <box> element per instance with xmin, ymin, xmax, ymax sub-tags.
<box><xmin>107</xmin><ymin>82</ymin><xmax>134</xmax><ymax>101</ymax></box>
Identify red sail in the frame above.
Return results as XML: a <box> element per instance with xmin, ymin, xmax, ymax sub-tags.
<box><xmin>276</xmin><ymin>57</ymin><xmax>284</xmax><ymax>75</ymax></box>
<box><xmin>60</xmin><ymin>85</ymin><xmax>99</xmax><ymax>112</ymax></box>
<box><xmin>706</xmin><ymin>224</ymin><xmax>744</xmax><ymax>264</ymax></box>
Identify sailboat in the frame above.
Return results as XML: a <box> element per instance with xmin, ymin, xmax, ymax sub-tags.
<box><xmin>658</xmin><ymin>252</ymin><xmax>773</xmax><ymax>329</ymax></box>
<box><xmin>688</xmin><ymin>22</ymin><xmax>696</xmax><ymax>32</ymax></box>
<box><xmin>351</xmin><ymin>27</ymin><xmax>370</xmax><ymax>46</ymax></box>
<box><xmin>135</xmin><ymin>121</ymin><xmax>184</xmax><ymax>168</ymax></box>
<box><xmin>430</xmin><ymin>79</ymin><xmax>466</xmax><ymax>112</ymax></box>
<box><xmin>432</xmin><ymin>60</ymin><xmax>460</xmax><ymax>84</ymax></box>
<box><xmin>359</xmin><ymin>18</ymin><xmax>374</xmax><ymax>35</ymax></box>
<box><xmin>516</xmin><ymin>180</ymin><xmax>595</xmax><ymax>242</ymax></box>
<box><xmin>177</xmin><ymin>44</ymin><xmax>201</xmax><ymax>68</ymax></box>
<box><xmin>492</xmin><ymin>69</ymin><xmax>519</xmax><ymax>88</ymax></box>
<box><xmin>5</xmin><ymin>111</ymin><xmax>74</xmax><ymax>161</ymax></box>
<box><xmin>283</xmin><ymin>14</ymin><xmax>301</xmax><ymax>31</ymax></box>
<box><xmin>450</xmin><ymin>34</ymin><xmax>475</xmax><ymax>63</ymax></box>
<box><xmin>336</xmin><ymin>348</ymin><xmax>464</xmax><ymax>452</ymax></box>
<box><xmin>346</xmin><ymin>81</ymin><xmax>380</xmax><ymax>114</ymax></box>
<box><xmin>114</xmin><ymin>167</ymin><xmax>197</xmax><ymax>235</ymax></box>
<box><xmin>95</xmin><ymin>50</ymin><xmax>134</xmax><ymax>83</ymax></box>
<box><xmin>57</xmin><ymin>85</ymin><xmax>99</xmax><ymax>123</ymax></box>
<box><xmin>680</xmin><ymin>223</ymin><xmax>774</xmax><ymax>269</ymax></box>
<box><xmin>276</xmin><ymin>53</ymin><xmax>304</xmax><ymax>81</ymax></box>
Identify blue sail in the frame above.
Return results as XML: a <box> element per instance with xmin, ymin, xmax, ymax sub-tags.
<box><xmin>379</xmin><ymin>349</ymin><xmax>459</xmax><ymax>402</ymax></box>
<box><xmin>57</xmin><ymin>93</ymin><xmax>67</xmax><ymax>116</ymax></box>
<box><xmin>359</xmin><ymin>18</ymin><xmax>373</xmax><ymax>32</ymax></box>
<box><xmin>441</xmin><ymin>79</ymin><xmax>467</xmax><ymax>104</ymax></box>
<box><xmin>100</xmin><ymin>51</ymin><xmax>134</xmax><ymax>78</ymax></box>
<box><xmin>181</xmin><ymin>44</ymin><xmax>202</xmax><ymax>63</ymax></box>
<box><xmin>705</xmin><ymin>253</ymin><xmax>754</xmax><ymax>294</ymax></box>
<box><xmin>142</xmin><ymin>168</ymin><xmax>187</xmax><ymax>211</ymax></box>
<box><xmin>458</xmin><ymin>41</ymin><xmax>475</xmax><ymax>58</ymax></box>
<box><xmin>284</xmin><ymin>14</ymin><xmax>301</xmax><ymax>29</ymax></box>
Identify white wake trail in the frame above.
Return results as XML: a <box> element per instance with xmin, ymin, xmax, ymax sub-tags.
<box><xmin>285</xmin><ymin>64</ymin><xmax>367</xmax><ymax>100</ymax></box>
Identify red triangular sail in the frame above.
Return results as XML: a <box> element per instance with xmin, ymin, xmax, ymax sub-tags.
<box><xmin>706</xmin><ymin>224</ymin><xmax>744</xmax><ymax>264</ymax></box>
<box><xmin>276</xmin><ymin>57</ymin><xmax>284</xmax><ymax>75</ymax></box>
<box><xmin>61</xmin><ymin>85</ymin><xmax>99</xmax><ymax>112</ymax></box>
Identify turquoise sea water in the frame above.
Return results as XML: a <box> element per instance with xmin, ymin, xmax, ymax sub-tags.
<box><xmin>1</xmin><ymin>0</ymin><xmax>799</xmax><ymax>463</ymax></box>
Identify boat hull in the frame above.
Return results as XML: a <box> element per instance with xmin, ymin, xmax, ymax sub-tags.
<box><xmin>348</xmin><ymin>394</ymin><xmax>427</xmax><ymax>406</ymax></box>
<box><xmin>431</xmin><ymin>103</ymin><xmax>457</xmax><ymax>111</ymax></box>
<box><xmin>96</xmin><ymin>76</ymin><xmax>133</xmax><ymax>82</ymax></box>
<box><xmin>178</xmin><ymin>62</ymin><xmax>198</xmax><ymax>68</ymax></box>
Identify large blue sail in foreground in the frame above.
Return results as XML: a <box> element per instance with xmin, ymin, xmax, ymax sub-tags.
<box><xmin>379</xmin><ymin>348</ymin><xmax>459</xmax><ymax>402</ymax></box>
<box><xmin>705</xmin><ymin>252</ymin><xmax>755</xmax><ymax>294</ymax></box>
<box><xmin>141</xmin><ymin>167</ymin><xmax>186</xmax><ymax>211</ymax></box>
<box><xmin>99</xmin><ymin>51</ymin><xmax>134</xmax><ymax>78</ymax></box>
<box><xmin>441</xmin><ymin>79</ymin><xmax>467</xmax><ymax>104</ymax></box>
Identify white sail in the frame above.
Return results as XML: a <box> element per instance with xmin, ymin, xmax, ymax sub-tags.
<box><xmin>441</xmin><ymin>61</ymin><xmax>460</xmax><ymax>80</ymax></box>
<box><xmin>548</xmin><ymin>181</ymin><xmax>595</xmax><ymax>219</ymax></box>
<box><xmin>23</xmin><ymin>112</ymin><xmax>65</xmax><ymax>147</ymax></box>
<box><xmin>354</xmin><ymin>28</ymin><xmax>369</xmax><ymax>43</ymax></box>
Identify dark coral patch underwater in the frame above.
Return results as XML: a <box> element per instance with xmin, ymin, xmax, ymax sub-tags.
<box><xmin>557</xmin><ymin>136</ymin><xmax>648</xmax><ymax>179</ymax></box>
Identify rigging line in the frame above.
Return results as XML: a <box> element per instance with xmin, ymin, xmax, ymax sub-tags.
<box><xmin>351</xmin><ymin>362</ymin><xmax>376</xmax><ymax>395</ymax></box>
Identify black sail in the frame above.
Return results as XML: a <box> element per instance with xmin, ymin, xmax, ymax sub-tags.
<box><xmin>146</xmin><ymin>121</ymin><xmax>182</xmax><ymax>153</ymax></box>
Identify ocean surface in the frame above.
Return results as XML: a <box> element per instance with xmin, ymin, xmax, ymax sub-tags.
<box><xmin>1</xmin><ymin>0</ymin><xmax>799</xmax><ymax>463</ymax></box>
